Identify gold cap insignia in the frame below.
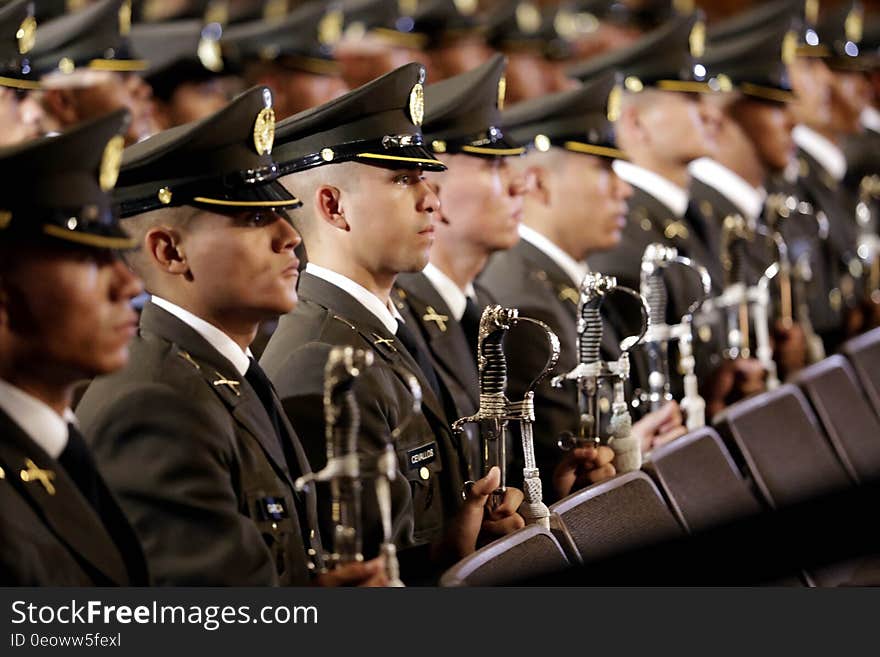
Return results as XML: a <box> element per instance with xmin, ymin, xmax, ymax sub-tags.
<box><xmin>782</xmin><ymin>30</ymin><xmax>798</xmax><ymax>65</ymax></box>
<box><xmin>516</xmin><ymin>1</ymin><xmax>542</xmax><ymax>34</ymax></box>
<box><xmin>408</xmin><ymin>83</ymin><xmax>424</xmax><ymax>126</ymax></box>
<box><xmin>805</xmin><ymin>0</ymin><xmax>819</xmax><ymax>26</ymax></box>
<box><xmin>431</xmin><ymin>140</ymin><xmax>446</xmax><ymax>153</ymax></box>
<box><xmin>846</xmin><ymin>6</ymin><xmax>863</xmax><ymax>44</ymax></box>
<box><xmin>497</xmin><ymin>75</ymin><xmax>507</xmax><ymax>110</ymax></box>
<box><xmin>554</xmin><ymin>9</ymin><xmax>576</xmax><ymax>40</ymax></box>
<box><xmin>673</xmin><ymin>0</ymin><xmax>694</xmax><ymax>13</ymax></box>
<box><xmin>118</xmin><ymin>0</ymin><xmax>131</xmax><ymax>36</ymax></box>
<box><xmin>253</xmin><ymin>107</ymin><xmax>275</xmax><ymax>155</ymax></box>
<box><xmin>263</xmin><ymin>0</ymin><xmax>288</xmax><ymax>22</ymax></box>
<box><xmin>16</xmin><ymin>15</ymin><xmax>36</xmax><ymax>55</ymax></box>
<box><xmin>0</xmin><ymin>210</ymin><xmax>12</xmax><ymax>230</ymax></box>
<box><xmin>689</xmin><ymin>20</ymin><xmax>705</xmax><ymax>58</ymax></box>
<box><xmin>158</xmin><ymin>187</ymin><xmax>172</xmax><ymax>204</ymax></box>
<box><xmin>398</xmin><ymin>0</ymin><xmax>417</xmax><ymax>16</ymax></box>
<box><xmin>534</xmin><ymin>134</ymin><xmax>551</xmax><ymax>152</ymax></box>
<box><xmin>607</xmin><ymin>84</ymin><xmax>622</xmax><ymax>121</ymax></box>
<box><xmin>99</xmin><ymin>135</ymin><xmax>125</xmax><ymax>191</ymax></box>
<box><xmin>198</xmin><ymin>36</ymin><xmax>224</xmax><ymax>72</ymax></box>
<box><xmin>453</xmin><ymin>0</ymin><xmax>477</xmax><ymax>16</ymax></box>
<box><xmin>321</xmin><ymin>148</ymin><xmax>335</xmax><ymax>161</ymax></box>
<box><xmin>318</xmin><ymin>9</ymin><xmax>344</xmax><ymax>46</ymax></box>
<box><xmin>204</xmin><ymin>0</ymin><xmax>229</xmax><ymax>25</ymax></box>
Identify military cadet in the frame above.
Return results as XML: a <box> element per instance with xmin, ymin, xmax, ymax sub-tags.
<box><xmin>479</xmin><ymin>74</ymin><xmax>688</xmax><ymax>499</ymax></box>
<box><xmin>393</xmin><ymin>54</ymin><xmax>527</xmax><ymax>480</ymax></box>
<box><xmin>221</xmin><ymin>2</ymin><xmax>349</xmax><ymax>119</ymax></box>
<box><xmin>484</xmin><ymin>0</ymin><xmax>572</xmax><ymax>103</ymax></box>
<box><xmin>568</xmin><ymin>13</ymin><xmax>767</xmax><ymax>415</ymax></box>
<box><xmin>76</xmin><ymin>87</ymin><xmax>386</xmax><ymax>586</ymax></box>
<box><xmin>261</xmin><ymin>63</ymin><xmax>526</xmax><ymax>582</ymax></box>
<box><xmin>333</xmin><ymin>0</ymin><xmax>428</xmax><ymax>91</ymax></box>
<box><xmin>0</xmin><ymin>110</ymin><xmax>148</xmax><ymax>585</ymax></box>
<box><xmin>129</xmin><ymin>19</ymin><xmax>238</xmax><ymax>128</ymax></box>
<box><xmin>692</xmin><ymin>20</ymin><xmax>813</xmax><ymax>381</ymax></box>
<box><xmin>31</xmin><ymin>0</ymin><xmax>159</xmax><ymax>146</ymax></box>
<box><xmin>789</xmin><ymin>5</ymin><xmax>868</xmax><ymax>343</ymax></box>
<box><xmin>407</xmin><ymin>0</ymin><xmax>492</xmax><ymax>82</ymax></box>
<box><xmin>0</xmin><ymin>0</ymin><xmax>45</xmax><ymax>146</ymax></box>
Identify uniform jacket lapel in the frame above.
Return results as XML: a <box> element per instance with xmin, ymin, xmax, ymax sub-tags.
<box><xmin>139</xmin><ymin>302</ymin><xmax>294</xmax><ymax>488</ymax></box>
<box><xmin>296</xmin><ymin>274</ymin><xmax>451</xmax><ymax>429</ymax></box>
<box><xmin>394</xmin><ymin>274</ymin><xmax>479</xmax><ymax>410</ymax></box>
<box><xmin>0</xmin><ymin>411</ymin><xmax>129</xmax><ymax>585</ymax></box>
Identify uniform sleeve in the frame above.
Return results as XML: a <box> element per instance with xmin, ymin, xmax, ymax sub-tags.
<box><xmin>80</xmin><ymin>384</ymin><xmax>280</xmax><ymax>586</ymax></box>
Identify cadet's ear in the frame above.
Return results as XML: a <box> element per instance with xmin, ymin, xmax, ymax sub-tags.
<box><xmin>526</xmin><ymin>165</ymin><xmax>550</xmax><ymax>206</ymax></box>
<box><xmin>616</xmin><ymin>103</ymin><xmax>644</xmax><ymax>149</ymax></box>
<box><xmin>144</xmin><ymin>226</ymin><xmax>189</xmax><ymax>276</ymax></box>
<box><xmin>314</xmin><ymin>185</ymin><xmax>350</xmax><ymax>232</ymax></box>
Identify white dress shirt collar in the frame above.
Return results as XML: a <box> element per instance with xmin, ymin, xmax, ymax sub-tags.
<box><xmin>151</xmin><ymin>296</ymin><xmax>252</xmax><ymax>376</ymax></box>
<box><xmin>688</xmin><ymin>157</ymin><xmax>767</xmax><ymax>222</ymax></box>
<box><xmin>421</xmin><ymin>263</ymin><xmax>476</xmax><ymax>321</ymax></box>
<box><xmin>518</xmin><ymin>224</ymin><xmax>589</xmax><ymax>287</ymax></box>
<box><xmin>305</xmin><ymin>263</ymin><xmax>402</xmax><ymax>334</ymax></box>
<box><xmin>0</xmin><ymin>378</ymin><xmax>75</xmax><ymax>459</ymax></box>
<box><xmin>612</xmin><ymin>159</ymin><xmax>689</xmax><ymax>218</ymax></box>
<box><xmin>861</xmin><ymin>106</ymin><xmax>880</xmax><ymax>134</ymax></box>
<box><xmin>793</xmin><ymin>124</ymin><xmax>847</xmax><ymax>182</ymax></box>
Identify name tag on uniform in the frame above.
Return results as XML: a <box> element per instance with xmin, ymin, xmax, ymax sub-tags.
<box><xmin>256</xmin><ymin>496</ymin><xmax>289</xmax><ymax>521</ymax></box>
<box><xmin>406</xmin><ymin>442</ymin><xmax>436</xmax><ymax>470</ymax></box>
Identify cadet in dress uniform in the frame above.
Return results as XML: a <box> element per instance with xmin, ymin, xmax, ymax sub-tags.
<box><xmin>261</xmin><ymin>63</ymin><xmax>525</xmax><ymax>583</ymax></box>
<box><xmin>30</xmin><ymin>0</ymin><xmax>158</xmax><ymax>146</ymax></box>
<box><xmin>479</xmin><ymin>73</ymin><xmax>687</xmax><ymax>499</ymax></box>
<box><xmin>221</xmin><ymin>1</ymin><xmax>349</xmax><ymax>119</ymax></box>
<box><xmin>394</xmin><ymin>53</ymin><xmax>526</xmax><ymax>479</ymax></box>
<box><xmin>129</xmin><ymin>18</ymin><xmax>236</xmax><ymax>128</ymax></box>
<box><xmin>692</xmin><ymin>18</ymin><xmax>813</xmax><ymax>381</ymax></box>
<box><xmin>0</xmin><ymin>0</ymin><xmax>45</xmax><ymax>146</ymax></box>
<box><xmin>407</xmin><ymin>0</ymin><xmax>492</xmax><ymax>82</ymax></box>
<box><xmin>0</xmin><ymin>110</ymin><xmax>148</xmax><ymax>585</ymax></box>
<box><xmin>568</xmin><ymin>13</ymin><xmax>723</xmax><ymax>304</ymax></box>
<box><xmin>76</xmin><ymin>87</ymin><xmax>386</xmax><ymax>586</ymax></box>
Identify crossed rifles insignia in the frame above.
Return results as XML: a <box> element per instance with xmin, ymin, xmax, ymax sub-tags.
<box><xmin>422</xmin><ymin>306</ymin><xmax>449</xmax><ymax>332</ymax></box>
<box><xmin>20</xmin><ymin>459</ymin><xmax>56</xmax><ymax>495</ymax></box>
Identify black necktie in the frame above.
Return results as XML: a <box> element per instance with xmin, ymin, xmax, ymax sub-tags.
<box><xmin>460</xmin><ymin>296</ymin><xmax>482</xmax><ymax>364</ymax></box>
<box><xmin>245</xmin><ymin>357</ymin><xmax>285</xmax><ymax>445</ymax></box>
<box><xmin>58</xmin><ymin>423</ymin><xmax>101</xmax><ymax>510</ymax></box>
<box><xmin>395</xmin><ymin>319</ymin><xmax>443</xmax><ymax>401</ymax></box>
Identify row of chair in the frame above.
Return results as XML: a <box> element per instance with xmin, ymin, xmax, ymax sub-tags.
<box><xmin>439</xmin><ymin>328</ymin><xmax>880</xmax><ymax>586</ymax></box>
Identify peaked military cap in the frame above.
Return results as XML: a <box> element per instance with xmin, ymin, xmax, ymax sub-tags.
<box><xmin>485</xmin><ymin>0</ymin><xmax>574</xmax><ymax>60</ymax></box>
<box><xmin>113</xmin><ymin>85</ymin><xmax>301</xmax><ymax>217</ymax></box>
<box><xmin>34</xmin><ymin>0</ymin><xmax>88</xmax><ymax>22</ymax></box>
<box><xmin>571</xmin><ymin>0</ymin><xmax>694</xmax><ymax>31</ymax></box>
<box><xmin>0</xmin><ymin>0</ymin><xmax>39</xmax><ymax>89</ymax></box>
<box><xmin>29</xmin><ymin>0</ymin><xmax>147</xmax><ymax>77</ymax></box>
<box><xmin>340</xmin><ymin>0</ymin><xmax>426</xmax><ymax>50</ymax></box>
<box><xmin>502</xmin><ymin>72</ymin><xmax>625</xmax><ymax>160</ymax></box>
<box><xmin>813</xmin><ymin>1</ymin><xmax>875</xmax><ymax>70</ymax></box>
<box><xmin>568</xmin><ymin>12</ymin><xmax>719</xmax><ymax>94</ymax></box>
<box><xmin>422</xmin><ymin>53</ymin><xmax>524</xmax><ymax>157</ymax></box>
<box><xmin>272</xmin><ymin>62</ymin><xmax>445</xmax><ymax>174</ymax></box>
<box><xmin>704</xmin><ymin>18</ymin><xmax>800</xmax><ymax>104</ymax></box>
<box><xmin>0</xmin><ymin>109</ymin><xmax>135</xmax><ymax>249</ymax></box>
<box><xmin>222</xmin><ymin>1</ymin><xmax>342</xmax><ymax>76</ymax></box>
<box><xmin>130</xmin><ymin>20</ymin><xmax>224</xmax><ymax>100</ymax></box>
<box><xmin>407</xmin><ymin>0</ymin><xmax>483</xmax><ymax>49</ymax></box>
<box><xmin>707</xmin><ymin>0</ymin><xmax>803</xmax><ymax>42</ymax></box>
